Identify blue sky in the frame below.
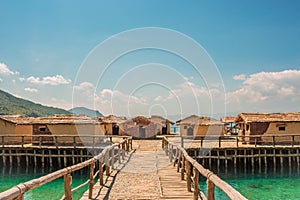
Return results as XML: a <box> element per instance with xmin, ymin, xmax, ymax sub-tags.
<box><xmin>1</xmin><ymin>0</ymin><xmax>300</xmax><ymax>119</ymax></box>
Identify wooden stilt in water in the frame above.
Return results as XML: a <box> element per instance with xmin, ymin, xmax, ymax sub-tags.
<box><xmin>258</xmin><ymin>149</ymin><xmax>261</xmax><ymax>174</ymax></box>
<box><xmin>49</xmin><ymin>150</ymin><xmax>53</xmax><ymax>167</ymax></box>
<box><xmin>251</xmin><ymin>149</ymin><xmax>254</xmax><ymax>174</ymax></box>
<box><xmin>42</xmin><ymin>149</ymin><xmax>45</xmax><ymax>168</ymax></box>
<box><xmin>34</xmin><ymin>149</ymin><xmax>37</xmax><ymax>167</ymax></box>
<box><xmin>273</xmin><ymin>149</ymin><xmax>276</xmax><ymax>173</ymax></box>
<box><xmin>225</xmin><ymin>150</ymin><xmax>228</xmax><ymax>174</ymax></box>
<box><xmin>64</xmin><ymin>150</ymin><xmax>67</xmax><ymax>167</ymax></box>
<box><xmin>264</xmin><ymin>149</ymin><xmax>268</xmax><ymax>174</ymax></box>
<box><xmin>17</xmin><ymin>150</ymin><xmax>21</xmax><ymax>167</ymax></box>
<box><xmin>234</xmin><ymin>150</ymin><xmax>237</xmax><ymax>175</ymax></box>
<box><xmin>9</xmin><ymin>150</ymin><xmax>12</xmax><ymax>166</ymax></box>
<box><xmin>243</xmin><ymin>149</ymin><xmax>246</xmax><ymax>173</ymax></box>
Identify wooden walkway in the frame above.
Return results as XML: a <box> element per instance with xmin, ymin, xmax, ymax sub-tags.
<box><xmin>80</xmin><ymin>140</ymin><xmax>193</xmax><ymax>200</ymax></box>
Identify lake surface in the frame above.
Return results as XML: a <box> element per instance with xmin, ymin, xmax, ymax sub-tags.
<box><xmin>199</xmin><ymin>167</ymin><xmax>300</xmax><ymax>200</ymax></box>
<box><xmin>1</xmin><ymin>165</ymin><xmax>300</xmax><ymax>199</ymax></box>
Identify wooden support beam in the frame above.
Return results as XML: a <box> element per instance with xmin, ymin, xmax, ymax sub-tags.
<box><xmin>88</xmin><ymin>162</ymin><xmax>95</xmax><ymax>199</ymax></box>
<box><xmin>207</xmin><ymin>179</ymin><xmax>215</xmax><ymax>200</ymax></box>
<box><xmin>64</xmin><ymin>174</ymin><xmax>72</xmax><ymax>200</ymax></box>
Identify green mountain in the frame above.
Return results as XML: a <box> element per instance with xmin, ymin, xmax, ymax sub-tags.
<box><xmin>69</xmin><ymin>107</ymin><xmax>103</xmax><ymax>118</ymax></box>
<box><xmin>0</xmin><ymin>89</ymin><xmax>70</xmax><ymax>117</ymax></box>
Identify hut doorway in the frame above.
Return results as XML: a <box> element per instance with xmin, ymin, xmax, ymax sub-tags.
<box><xmin>187</xmin><ymin>127</ymin><xmax>193</xmax><ymax>136</ymax></box>
<box><xmin>139</xmin><ymin>126</ymin><xmax>146</xmax><ymax>138</ymax></box>
<box><xmin>162</xmin><ymin>125</ymin><xmax>167</xmax><ymax>135</ymax></box>
<box><xmin>112</xmin><ymin>125</ymin><xmax>119</xmax><ymax>135</ymax></box>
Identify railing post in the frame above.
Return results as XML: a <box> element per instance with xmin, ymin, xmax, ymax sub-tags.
<box><xmin>99</xmin><ymin>160</ymin><xmax>104</xmax><ymax>185</ymax></box>
<box><xmin>181</xmin><ymin>155</ymin><xmax>185</xmax><ymax>180</ymax></box>
<box><xmin>2</xmin><ymin>136</ymin><xmax>4</xmax><ymax>147</ymax></box>
<box><xmin>236</xmin><ymin>136</ymin><xmax>239</xmax><ymax>147</ymax></box>
<box><xmin>193</xmin><ymin>168</ymin><xmax>199</xmax><ymax>200</ymax></box>
<box><xmin>218</xmin><ymin>136</ymin><xmax>221</xmax><ymax>148</ymax></box>
<box><xmin>255</xmin><ymin>137</ymin><xmax>257</xmax><ymax>147</ymax></box>
<box><xmin>89</xmin><ymin>162</ymin><xmax>95</xmax><ymax>199</ymax></box>
<box><xmin>111</xmin><ymin>147</ymin><xmax>115</xmax><ymax>169</ymax></box>
<box><xmin>39</xmin><ymin>136</ymin><xmax>42</xmax><ymax>147</ymax></box>
<box><xmin>169</xmin><ymin>144</ymin><xmax>173</xmax><ymax>162</ymax></box>
<box><xmin>118</xmin><ymin>145</ymin><xmax>121</xmax><ymax>164</ymax></box>
<box><xmin>177</xmin><ymin>151</ymin><xmax>181</xmax><ymax>172</ymax></box>
<box><xmin>92</xmin><ymin>136</ymin><xmax>95</xmax><ymax>149</ymax></box>
<box><xmin>173</xmin><ymin>147</ymin><xmax>178</xmax><ymax>166</ymax></box>
<box><xmin>207</xmin><ymin>179</ymin><xmax>215</xmax><ymax>200</ymax></box>
<box><xmin>186</xmin><ymin>160</ymin><xmax>191</xmax><ymax>192</ymax></box>
<box><xmin>201</xmin><ymin>137</ymin><xmax>203</xmax><ymax>148</ymax></box>
<box><xmin>181</xmin><ymin>137</ymin><xmax>184</xmax><ymax>148</ymax></box>
<box><xmin>64</xmin><ymin>174</ymin><xmax>72</xmax><ymax>200</ymax></box>
<box><xmin>292</xmin><ymin>135</ymin><xmax>295</xmax><ymax>147</ymax></box>
<box><xmin>272</xmin><ymin>136</ymin><xmax>275</xmax><ymax>147</ymax></box>
<box><xmin>105</xmin><ymin>150</ymin><xmax>110</xmax><ymax>176</ymax></box>
<box><xmin>73</xmin><ymin>136</ymin><xmax>76</xmax><ymax>148</ymax></box>
<box><xmin>21</xmin><ymin>136</ymin><xmax>24</xmax><ymax>148</ymax></box>
<box><xmin>55</xmin><ymin>136</ymin><xmax>58</xmax><ymax>148</ymax></box>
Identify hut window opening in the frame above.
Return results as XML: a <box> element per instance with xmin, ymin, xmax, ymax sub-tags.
<box><xmin>278</xmin><ymin>126</ymin><xmax>285</xmax><ymax>131</ymax></box>
<box><xmin>246</xmin><ymin>124</ymin><xmax>250</xmax><ymax>131</ymax></box>
<box><xmin>39</xmin><ymin>126</ymin><xmax>46</xmax><ymax>132</ymax></box>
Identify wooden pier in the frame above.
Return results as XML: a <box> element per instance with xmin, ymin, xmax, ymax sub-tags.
<box><xmin>3</xmin><ymin>134</ymin><xmax>300</xmax><ymax>199</ymax></box>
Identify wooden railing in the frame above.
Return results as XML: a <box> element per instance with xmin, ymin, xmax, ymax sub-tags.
<box><xmin>162</xmin><ymin>136</ymin><xmax>247</xmax><ymax>200</ymax></box>
<box><xmin>0</xmin><ymin>136</ymin><xmax>132</xmax><ymax>200</ymax></box>
<box><xmin>0</xmin><ymin>134</ymin><xmax>132</xmax><ymax>148</ymax></box>
<box><xmin>176</xmin><ymin>134</ymin><xmax>300</xmax><ymax>148</ymax></box>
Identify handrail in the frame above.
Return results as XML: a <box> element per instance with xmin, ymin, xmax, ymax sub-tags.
<box><xmin>0</xmin><ymin>134</ymin><xmax>132</xmax><ymax>148</ymax></box>
<box><xmin>164</xmin><ymin>134</ymin><xmax>300</xmax><ymax>148</ymax></box>
<box><xmin>162</xmin><ymin>136</ymin><xmax>247</xmax><ymax>200</ymax></box>
<box><xmin>0</xmin><ymin>136</ymin><xmax>132</xmax><ymax>200</ymax></box>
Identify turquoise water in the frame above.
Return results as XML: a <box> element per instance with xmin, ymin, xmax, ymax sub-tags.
<box><xmin>0</xmin><ymin>166</ymin><xmax>90</xmax><ymax>200</ymax></box>
<box><xmin>1</xmin><ymin>166</ymin><xmax>300</xmax><ymax>199</ymax></box>
<box><xmin>199</xmin><ymin>170</ymin><xmax>300</xmax><ymax>200</ymax></box>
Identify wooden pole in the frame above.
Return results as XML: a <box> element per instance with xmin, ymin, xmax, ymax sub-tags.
<box><xmin>88</xmin><ymin>162</ymin><xmax>95</xmax><ymax>199</ymax></box>
<box><xmin>181</xmin><ymin>155</ymin><xmax>185</xmax><ymax>180</ymax></box>
<box><xmin>99</xmin><ymin>161</ymin><xmax>103</xmax><ymax>185</ymax></box>
<box><xmin>207</xmin><ymin>179</ymin><xmax>215</xmax><ymax>200</ymax></box>
<box><xmin>186</xmin><ymin>160</ymin><xmax>191</xmax><ymax>192</ymax></box>
<box><xmin>64</xmin><ymin>174</ymin><xmax>72</xmax><ymax>200</ymax></box>
<box><xmin>193</xmin><ymin>168</ymin><xmax>199</xmax><ymax>200</ymax></box>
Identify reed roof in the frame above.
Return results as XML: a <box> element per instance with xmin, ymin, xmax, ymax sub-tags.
<box><xmin>234</xmin><ymin>112</ymin><xmax>300</xmax><ymax>123</ymax></box>
<box><xmin>0</xmin><ymin>114</ymin><xmax>99</xmax><ymax>125</ymax></box>
<box><xmin>176</xmin><ymin>115</ymin><xmax>224</xmax><ymax>126</ymax></box>
<box><xmin>98</xmin><ymin>115</ymin><xmax>127</xmax><ymax>124</ymax></box>
<box><xmin>220</xmin><ymin>116</ymin><xmax>236</xmax><ymax>123</ymax></box>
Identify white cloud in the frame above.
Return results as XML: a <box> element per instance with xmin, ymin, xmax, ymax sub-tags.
<box><xmin>0</xmin><ymin>63</ymin><xmax>17</xmax><ymax>75</ymax></box>
<box><xmin>227</xmin><ymin>69</ymin><xmax>300</xmax><ymax>108</ymax></box>
<box><xmin>73</xmin><ymin>82</ymin><xmax>95</xmax><ymax>91</ymax></box>
<box><xmin>233</xmin><ymin>74</ymin><xmax>247</xmax><ymax>81</ymax></box>
<box><xmin>24</xmin><ymin>87</ymin><xmax>38</xmax><ymax>93</ymax></box>
<box><xmin>26</xmin><ymin>75</ymin><xmax>71</xmax><ymax>85</ymax></box>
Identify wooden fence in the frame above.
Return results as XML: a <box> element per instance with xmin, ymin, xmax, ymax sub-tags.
<box><xmin>162</xmin><ymin>136</ymin><xmax>247</xmax><ymax>200</ymax></box>
<box><xmin>0</xmin><ymin>134</ymin><xmax>130</xmax><ymax>148</ymax></box>
<box><xmin>0</xmin><ymin>136</ymin><xmax>132</xmax><ymax>200</ymax></box>
<box><xmin>177</xmin><ymin>134</ymin><xmax>300</xmax><ymax>148</ymax></box>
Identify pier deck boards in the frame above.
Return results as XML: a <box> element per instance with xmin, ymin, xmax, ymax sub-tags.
<box><xmin>80</xmin><ymin>140</ymin><xmax>193</xmax><ymax>200</ymax></box>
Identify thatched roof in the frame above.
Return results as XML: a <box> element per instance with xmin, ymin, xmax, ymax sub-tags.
<box><xmin>220</xmin><ymin>116</ymin><xmax>236</xmax><ymax>123</ymax></box>
<box><xmin>98</xmin><ymin>115</ymin><xmax>127</xmax><ymax>124</ymax></box>
<box><xmin>234</xmin><ymin>112</ymin><xmax>300</xmax><ymax>123</ymax></box>
<box><xmin>176</xmin><ymin>115</ymin><xmax>224</xmax><ymax>126</ymax></box>
<box><xmin>150</xmin><ymin>115</ymin><xmax>175</xmax><ymax>125</ymax></box>
<box><xmin>0</xmin><ymin>114</ymin><xmax>99</xmax><ymax>125</ymax></box>
<box><xmin>131</xmin><ymin>116</ymin><xmax>151</xmax><ymax>126</ymax></box>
